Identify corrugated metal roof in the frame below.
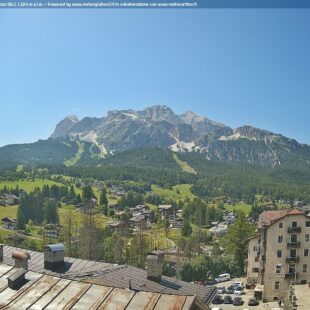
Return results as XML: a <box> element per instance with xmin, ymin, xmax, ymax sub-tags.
<box><xmin>1</xmin><ymin>245</ymin><xmax>216</xmax><ymax>307</ymax></box>
<box><xmin>0</xmin><ymin>263</ymin><xmax>210</xmax><ymax>309</ymax></box>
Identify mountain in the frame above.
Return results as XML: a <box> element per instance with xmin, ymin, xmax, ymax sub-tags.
<box><xmin>51</xmin><ymin>115</ymin><xmax>79</xmax><ymax>139</ymax></box>
<box><xmin>0</xmin><ymin>105</ymin><xmax>309</xmax><ymax>169</ymax></box>
<box><xmin>47</xmin><ymin>105</ymin><xmax>309</xmax><ymax>167</ymax></box>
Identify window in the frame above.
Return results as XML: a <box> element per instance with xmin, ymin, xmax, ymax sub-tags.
<box><xmin>303</xmin><ymin>264</ymin><xmax>307</xmax><ymax>273</ymax></box>
<box><xmin>253</xmin><ymin>246</ymin><xmax>257</xmax><ymax>251</ymax></box>
<box><xmin>304</xmin><ymin>249</ymin><xmax>309</xmax><ymax>257</ymax></box>
<box><xmin>276</xmin><ymin>264</ymin><xmax>281</xmax><ymax>274</ymax></box>
<box><xmin>279</xmin><ymin>222</ymin><xmax>283</xmax><ymax>228</ymax></box>
<box><xmin>274</xmin><ymin>281</ymin><xmax>280</xmax><ymax>290</ymax></box>
<box><xmin>306</xmin><ymin>221</ymin><xmax>310</xmax><ymax>227</ymax></box>
<box><xmin>290</xmin><ymin>249</ymin><xmax>297</xmax><ymax>257</ymax></box>
<box><xmin>306</xmin><ymin>234</ymin><xmax>310</xmax><ymax>242</ymax></box>
<box><xmin>252</xmin><ymin>268</ymin><xmax>259</xmax><ymax>273</ymax></box>
<box><xmin>291</xmin><ymin>234</ymin><xmax>297</xmax><ymax>242</ymax></box>
<box><xmin>292</xmin><ymin>221</ymin><xmax>297</xmax><ymax>228</ymax></box>
<box><xmin>278</xmin><ymin>235</ymin><xmax>283</xmax><ymax>243</ymax></box>
<box><xmin>277</xmin><ymin>250</ymin><xmax>282</xmax><ymax>258</ymax></box>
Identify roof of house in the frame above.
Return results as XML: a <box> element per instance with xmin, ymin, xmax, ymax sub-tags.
<box><xmin>1</xmin><ymin>245</ymin><xmax>215</xmax><ymax>305</ymax></box>
<box><xmin>0</xmin><ymin>263</ymin><xmax>209</xmax><ymax>309</ymax></box>
<box><xmin>257</xmin><ymin>209</ymin><xmax>304</xmax><ymax>229</ymax></box>
<box><xmin>158</xmin><ymin>205</ymin><xmax>173</xmax><ymax>210</ymax></box>
<box><xmin>130</xmin><ymin>215</ymin><xmax>146</xmax><ymax>222</ymax></box>
<box><xmin>1</xmin><ymin>218</ymin><xmax>17</xmax><ymax>223</ymax></box>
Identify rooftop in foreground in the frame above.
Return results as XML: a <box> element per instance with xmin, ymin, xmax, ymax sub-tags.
<box><xmin>0</xmin><ymin>245</ymin><xmax>216</xmax><ymax>309</ymax></box>
<box><xmin>0</xmin><ymin>263</ymin><xmax>208</xmax><ymax>309</ymax></box>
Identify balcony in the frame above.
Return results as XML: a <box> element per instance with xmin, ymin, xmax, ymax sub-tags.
<box><xmin>288</xmin><ymin>227</ymin><xmax>301</xmax><ymax>233</ymax></box>
<box><xmin>285</xmin><ymin>272</ymin><xmax>298</xmax><ymax>279</ymax></box>
<box><xmin>286</xmin><ymin>256</ymin><xmax>299</xmax><ymax>263</ymax></box>
<box><xmin>287</xmin><ymin>242</ymin><xmax>300</xmax><ymax>248</ymax></box>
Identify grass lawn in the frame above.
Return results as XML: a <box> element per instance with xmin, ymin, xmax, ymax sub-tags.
<box><xmin>151</xmin><ymin>184</ymin><xmax>196</xmax><ymax>202</ymax></box>
<box><xmin>0</xmin><ymin>179</ymin><xmax>64</xmax><ymax>192</ymax></box>
<box><xmin>146</xmin><ymin>203</ymin><xmax>157</xmax><ymax>212</ymax></box>
<box><xmin>64</xmin><ymin>140</ymin><xmax>84</xmax><ymax>167</ymax></box>
<box><xmin>0</xmin><ymin>207</ymin><xmax>19</xmax><ymax>240</ymax></box>
<box><xmin>58</xmin><ymin>205</ymin><xmax>111</xmax><ymax>229</ymax></box>
<box><xmin>224</xmin><ymin>203</ymin><xmax>251</xmax><ymax>216</ymax></box>
<box><xmin>0</xmin><ymin>205</ymin><xmax>18</xmax><ymax>219</ymax></box>
<box><xmin>172</xmin><ymin>153</ymin><xmax>196</xmax><ymax>174</ymax></box>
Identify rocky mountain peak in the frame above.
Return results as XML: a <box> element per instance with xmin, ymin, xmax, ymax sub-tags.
<box><xmin>51</xmin><ymin>115</ymin><xmax>79</xmax><ymax>139</ymax></box>
<box><xmin>140</xmin><ymin>105</ymin><xmax>180</xmax><ymax>123</ymax></box>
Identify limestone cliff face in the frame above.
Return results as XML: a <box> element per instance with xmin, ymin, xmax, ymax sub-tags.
<box><xmin>48</xmin><ymin>105</ymin><xmax>310</xmax><ymax>166</ymax></box>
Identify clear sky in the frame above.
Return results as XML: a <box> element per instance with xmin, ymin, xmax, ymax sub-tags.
<box><xmin>0</xmin><ymin>9</ymin><xmax>309</xmax><ymax>146</ymax></box>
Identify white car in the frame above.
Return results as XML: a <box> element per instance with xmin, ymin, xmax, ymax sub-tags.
<box><xmin>214</xmin><ymin>273</ymin><xmax>231</xmax><ymax>283</ymax></box>
<box><xmin>232</xmin><ymin>281</ymin><xmax>244</xmax><ymax>288</ymax></box>
<box><xmin>234</xmin><ymin>286</ymin><xmax>245</xmax><ymax>295</ymax></box>
<box><xmin>211</xmin><ymin>308</ymin><xmax>223</xmax><ymax>310</ymax></box>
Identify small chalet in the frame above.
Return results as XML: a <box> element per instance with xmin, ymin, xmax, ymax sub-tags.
<box><xmin>1</xmin><ymin>218</ymin><xmax>17</xmax><ymax>230</ymax></box>
<box><xmin>209</xmin><ymin>223</ymin><xmax>228</xmax><ymax>236</ymax></box>
<box><xmin>130</xmin><ymin>214</ymin><xmax>147</xmax><ymax>229</ymax></box>
<box><xmin>0</xmin><ymin>194</ymin><xmax>19</xmax><ymax>206</ymax></box>
<box><xmin>143</xmin><ymin>209</ymin><xmax>155</xmax><ymax>223</ymax></box>
<box><xmin>44</xmin><ymin>224</ymin><xmax>60</xmax><ymax>239</ymax></box>
<box><xmin>158</xmin><ymin>205</ymin><xmax>174</xmax><ymax>220</ymax></box>
<box><xmin>108</xmin><ymin>221</ymin><xmax>125</xmax><ymax>234</ymax></box>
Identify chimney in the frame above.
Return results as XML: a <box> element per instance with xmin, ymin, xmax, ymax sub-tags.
<box><xmin>8</xmin><ymin>269</ymin><xmax>27</xmax><ymax>290</ymax></box>
<box><xmin>12</xmin><ymin>251</ymin><xmax>30</xmax><ymax>270</ymax></box>
<box><xmin>0</xmin><ymin>244</ymin><xmax>4</xmax><ymax>262</ymax></box>
<box><xmin>43</xmin><ymin>243</ymin><xmax>65</xmax><ymax>271</ymax></box>
<box><xmin>146</xmin><ymin>251</ymin><xmax>164</xmax><ymax>282</ymax></box>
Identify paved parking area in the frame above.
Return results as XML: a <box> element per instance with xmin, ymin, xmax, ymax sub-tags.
<box><xmin>212</xmin><ymin>278</ymin><xmax>281</xmax><ymax>310</ymax></box>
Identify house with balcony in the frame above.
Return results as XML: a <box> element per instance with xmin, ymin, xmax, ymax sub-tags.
<box><xmin>246</xmin><ymin>209</ymin><xmax>310</xmax><ymax>302</ymax></box>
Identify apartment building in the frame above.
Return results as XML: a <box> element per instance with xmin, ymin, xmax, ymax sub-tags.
<box><xmin>247</xmin><ymin>209</ymin><xmax>310</xmax><ymax>302</ymax></box>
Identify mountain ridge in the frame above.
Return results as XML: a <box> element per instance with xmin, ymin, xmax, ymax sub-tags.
<box><xmin>0</xmin><ymin>105</ymin><xmax>309</xmax><ymax>168</ymax></box>
<box><xmin>48</xmin><ymin>105</ymin><xmax>309</xmax><ymax>167</ymax></box>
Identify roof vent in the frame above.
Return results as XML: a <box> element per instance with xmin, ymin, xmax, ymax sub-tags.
<box><xmin>12</xmin><ymin>251</ymin><xmax>30</xmax><ymax>270</ymax></box>
<box><xmin>43</xmin><ymin>243</ymin><xmax>65</xmax><ymax>271</ymax></box>
<box><xmin>8</xmin><ymin>269</ymin><xmax>27</xmax><ymax>290</ymax></box>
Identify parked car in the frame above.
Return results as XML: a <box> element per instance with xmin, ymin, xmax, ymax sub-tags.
<box><xmin>226</xmin><ymin>286</ymin><xmax>235</xmax><ymax>294</ymax></box>
<box><xmin>248</xmin><ymin>297</ymin><xmax>259</xmax><ymax>306</ymax></box>
<box><xmin>234</xmin><ymin>286</ymin><xmax>245</xmax><ymax>295</ymax></box>
<box><xmin>217</xmin><ymin>287</ymin><xmax>226</xmax><ymax>294</ymax></box>
<box><xmin>223</xmin><ymin>295</ymin><xmax>233</xmax><ymax>304</ymax></box>
<box><xmin>212</xmin><ymin>295</ymin><xmax>224</xmax><ymax>304</ymax></box>
<box><xmin>211</xmin><ymin>307</ymin><xmax>223</xmax><ymax>310</ymax></box>
<box><xmin>233</xmin><ymin>297</ymin><xmax>244</xmax><ymax>306</ymax></box>
<box><xmin>232</xmin><ymin>281</ymin><xmax>244</xmax><ymax>288</ymax></box>
<box><xmin>214</xmin><ymin>273</ymin><xmax>231</xmax><ymax>283</ymax></box>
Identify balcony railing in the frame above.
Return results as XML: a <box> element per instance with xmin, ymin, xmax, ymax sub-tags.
<box><xmin>285</xmin><ymin>272</ymin><xmax>298</xmax><ymax>279</ymax></box>
<box><xmin>288</xmin><ymin>227</ymin><xmax>301</xmax><ymax>233</ymax></box>
<box><xmin>286</xmin><ymin>256</ymin><xmax>299</xmax><ymax>263</ymax></box>
<box><xmin>287</xmin><ymin>242</ymin><xmax>300</xmax><ymax>248</ymax></box>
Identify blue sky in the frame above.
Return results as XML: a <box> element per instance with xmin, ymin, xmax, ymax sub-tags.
<box><xmin>0</xmin><ymin>9</ymin><xmax>309</xmax><ymax>146</ymax></box>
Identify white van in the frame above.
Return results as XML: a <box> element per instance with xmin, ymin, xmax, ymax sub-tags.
<box><xmin>214</xmin><ymin>273</ymin><xmax>231</xmax><ymax>283</ymax></box>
